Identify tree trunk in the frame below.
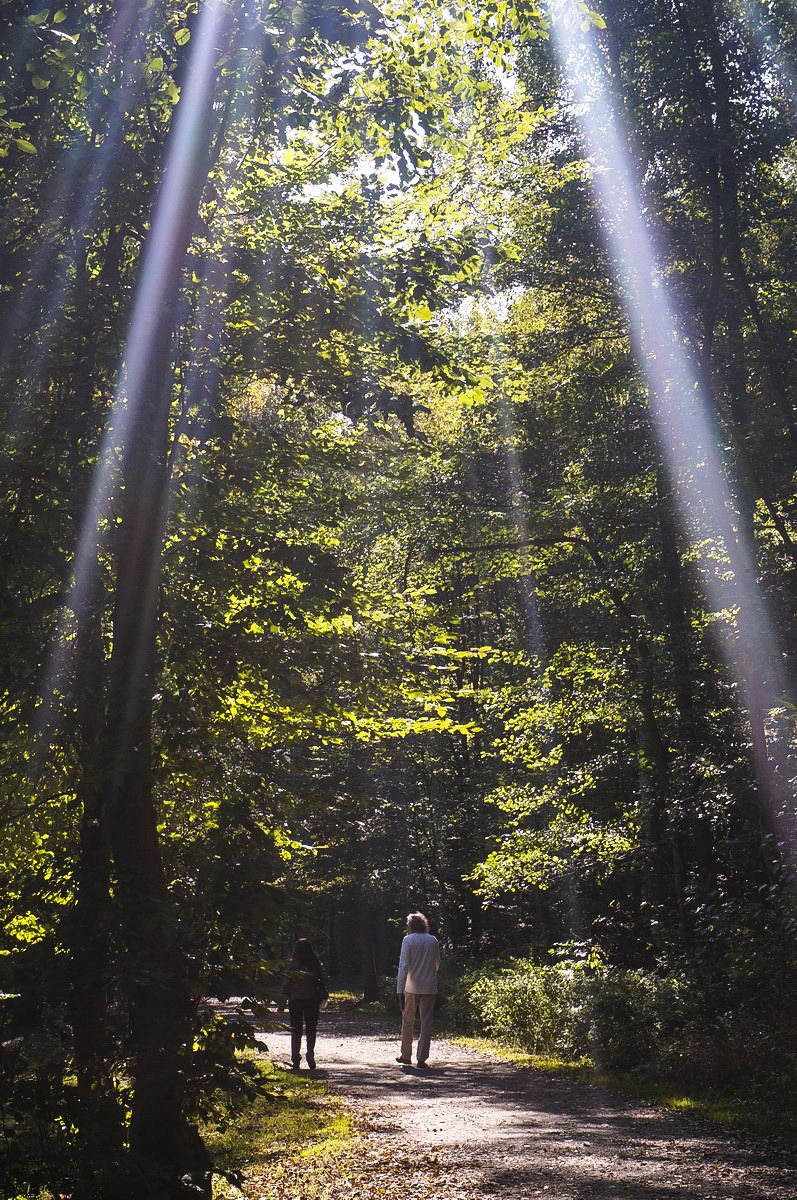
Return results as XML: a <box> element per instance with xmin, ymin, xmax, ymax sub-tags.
<box><xmin>95</xmin><ymin>5</ymin><xmax>230</xmax><ymax>1183</ymax></box>
<box><xmin>358</xmin><ymin>888</ymin><xmax>381</xmax><ymax>1003</ymax></box>
<box><xmin>655</xmin><ymin>465</ymin><xmax>698</xmax><ymax>744</ymax></box>
<box><xmin>655</xmin><ymin>467</ymin><xmax>719</xmax><ymax>904</ymax></box>
<box><xmin>103</xmin><ymin>370</ymin><xmax>188</xmax><ymax>1169</ymax></box>
<box><xmin>70</xmin><ymin>560</ymin><xmax>123</xmax><ymax>1163</ymax></box>
<box><xmin>327</xmin><ymin>907</ymin><xmax>339</xmax><ymax>979</ymax></box>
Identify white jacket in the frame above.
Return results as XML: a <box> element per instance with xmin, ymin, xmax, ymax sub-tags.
<box><xmin>397</xmin><ymin>932</ymin><xmax>440</xmax><ymax>995</ymax></box>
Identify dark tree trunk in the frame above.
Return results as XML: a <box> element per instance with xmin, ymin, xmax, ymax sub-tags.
<box><xmin>327</xmin><ymin>907</ymin><xmax>339</xmax><ymax>978</ymax></box>
<box><xmin>93</xmin><ymin>7</ymin><xmax>230</xmax><ymax>1184</ymax></box>
<box><xmin>633</xmin><ymin>653</ymin><xmax>677</xmax><ymax>916</ymax></box>
<box><xmin>103</xmin><ymin>365</ymin><xmax>188</xmax><ymax>1168</ymax></box>
<box><xmin>655</xmin><ymin>465</ymin><xmax>697</xmax><ymax>744</ymax></box>
<box><xmin>70</xmin><ymin>560</ymin><xmax>123</xmax><ymax>1160</ymax></box>
<box><xmin>358</xmin><ymin>888</ymin><xmax>381</xmax><ymax>1003</ymax></box>
<box><xmin>66</xmin><ymin>232</ymin><xmax>123</xmax><ymax>1163</ymax></box>
<box><xmin>655</xmin><ymin>467</ymin><xmax>718</xmax><ymax>900</ymax></box>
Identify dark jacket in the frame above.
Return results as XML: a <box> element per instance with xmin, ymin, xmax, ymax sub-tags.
<box><xmin>283</xmin><ymin>959</ymin><xmax>328</xmax><ymax>1003</ymax></box>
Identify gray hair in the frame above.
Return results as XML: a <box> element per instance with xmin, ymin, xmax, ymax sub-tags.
<box><xmin>406</xmin><ymin>911</ymin><xmax>429</xmax><ymax>933</ymax></box>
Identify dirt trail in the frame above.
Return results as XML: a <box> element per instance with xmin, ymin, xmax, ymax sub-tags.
<box><xmin>260</xmin><ymin>1007</ymin><xmax>797</xmax><ymax>1199</ymax></box>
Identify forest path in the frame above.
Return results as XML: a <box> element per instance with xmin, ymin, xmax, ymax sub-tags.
<box><xmin>256</xmin><ymin>1007</ymin><xmax>797</xmax><ymax>1199</ymax></box>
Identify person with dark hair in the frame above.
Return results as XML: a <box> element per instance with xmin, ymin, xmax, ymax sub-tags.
<box><xmin>395</xmin><ymin>911</ymin><xmax>440</xmax><ymax>1068</ymax></box>
<box><xmin>283</xmin><ymin>937</ymin><xmax>329</xmax><ymax>1070</ymax></box>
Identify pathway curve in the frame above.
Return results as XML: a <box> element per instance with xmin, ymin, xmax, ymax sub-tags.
<box><xmin>258</xmin><ymin>1007</ymin><xmax>797</xmax><ymax>1200</ymax></box>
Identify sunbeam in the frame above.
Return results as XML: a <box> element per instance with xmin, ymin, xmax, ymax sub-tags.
<box><xmin>549</xmin><ymin>1</ymin><xmax>795</xmax><ymax>849</ymax></box>
<box><xmin>34</xmin><ymin>0</ymin><xmax>232</xmax><ymax>757</ymax></box>
<box><xmin>0</xmin><ymin>0</ymin><xmax>157</xmax><ymax>421</ymax></box>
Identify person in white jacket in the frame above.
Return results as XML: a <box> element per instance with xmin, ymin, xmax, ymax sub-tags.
<box><xmin>395</xmin><ymin>911</ymin><xmax>440</xmax><ymax>1067</ymax></box>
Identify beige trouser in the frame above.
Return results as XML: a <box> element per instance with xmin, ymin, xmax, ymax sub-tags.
<box><xmin>400</xmin><ymin>992</ymin><xmax>435</xmax><ymax>1063</ymax></box>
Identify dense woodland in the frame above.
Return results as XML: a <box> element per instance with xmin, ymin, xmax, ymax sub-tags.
<box><xmin>2</xmin><ymin>0</ymin><xmax>797</xmax><ymax>1195</ymax></box>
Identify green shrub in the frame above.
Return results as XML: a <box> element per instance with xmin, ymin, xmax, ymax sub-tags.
<box><xmin>445</xmin><ymin>957</ymin><xmax>689</xmax><ymax>1069</ymax></box>
<box><xmin>467</xmin><ymin>961</ymin><xmax>586</xmax><ymax>1055</ymax></box>
<box><xmin>586</xmin><ymin>968</ymin><xmax>686</xmax><ymax>1069</ymax></box>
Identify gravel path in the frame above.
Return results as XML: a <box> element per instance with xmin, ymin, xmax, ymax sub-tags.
<box><xmin>258</xmin><ymin>1007</ymin><xmax>797</xmax><ymax>1200</ymax></box>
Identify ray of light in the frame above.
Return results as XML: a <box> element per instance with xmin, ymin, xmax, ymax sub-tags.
<box><xmin>0</xmin><ymin>0</ymin><xmax>157</xmax><ymax>419</ymax></box>
<box><xmin>549</xmin><ymin>2</ymin><xmax>795</xmax><ymax>847</ymax></box>
<box><xmin>34</xmin><ymin>0</ymin><xmax>231</xmax><ymax>757</ymax></box>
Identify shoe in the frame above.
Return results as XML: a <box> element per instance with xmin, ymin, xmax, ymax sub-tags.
<box><xmin>416</xmin><ymin>1060</ymin><xmax>429</xmax><ymax>1069</ymax></box>
<box><xmin>395</xmin><ymin>1056</ymin><xmax>410</xmax><ymax>1064</ymax></box>
<box><xmin>290</xmin><ymin>1060</ymin><xmax>300</xmax><ymax>1071</ymax></box>
<box><xmin>306</xmin><ymin>1053</ymin><xmax>316</xmax><ymax>1070</ymax></box>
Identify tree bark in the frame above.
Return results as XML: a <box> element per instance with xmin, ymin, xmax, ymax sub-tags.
<box><xmin>103</xmin><ymin>361</ymin><xmax>189</xmax><ymax>1169</ymax></box>
<box><xmin>70</xmin><ymin>559</ymin><xmax>123</xmax><ymax>1164</ymax></box>
<box><xmin>655</xmin><ymin>466</ymin><xmax>697</xmax><ymax>743</ymax></box>
<box><xmin>357</xmin><ymin>887</ymin><xmax>381</xmax><ymax>1003</ymax></box>
<box><xmin>327</xmin><ymin>907</ymin><xmax>339</xmax><ymax>979</ymax></box>
<box><xmin>95</xmin><ymin>5</ymin><xmax>230</xmax><ymax>1182</ymax></box>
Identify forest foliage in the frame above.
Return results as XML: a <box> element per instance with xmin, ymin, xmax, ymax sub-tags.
<box><xmin>1</xmin><ymin>0</ymin><xmax>797</xmax><ymax>1195</ymax></box>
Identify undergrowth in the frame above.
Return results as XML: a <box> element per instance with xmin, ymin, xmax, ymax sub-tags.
<box><xmin>200</xmin><ymin>1053</ymin><xmax>355</xmax><ymax>1199</ymax></box>
<box><xmin>436</xmin><ymin>954</ymin><xmax>797</xmax><ymax>1147</ymax></box>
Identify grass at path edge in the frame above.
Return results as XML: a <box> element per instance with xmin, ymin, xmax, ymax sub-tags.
<box><xmin>446</xmin><ymin>1033</ymin><xmax>797</xmax><ymax>1146</ymax></box>
<box><xmin>199</xmin><ymin>1053</ymin><xmax>356</xmax><ymax>1198</ymax></box>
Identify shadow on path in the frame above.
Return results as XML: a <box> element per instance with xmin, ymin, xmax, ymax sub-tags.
<box><xmin>229</xmin><ymin>1003</ymin><xmax>797</xmax><ymax>1199</ymax></box>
